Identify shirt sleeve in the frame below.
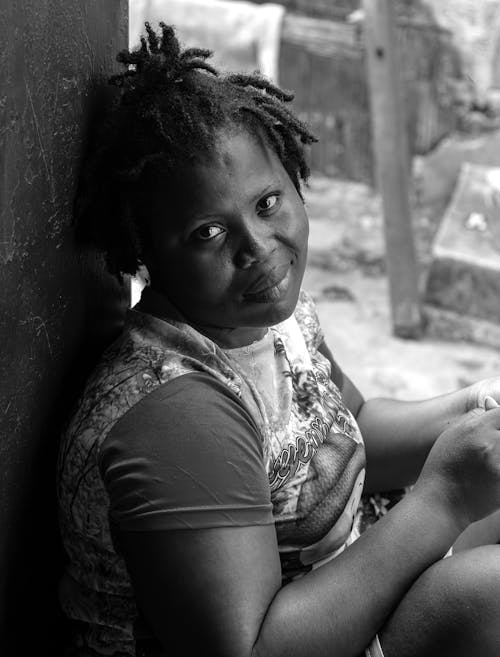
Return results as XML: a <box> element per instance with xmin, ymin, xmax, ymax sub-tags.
<box><xmin>296</xmin><ymin>290</ymin><xmax>351</xmax><ymax>395</ymax></box>
<box><xmin>99</xmin><ymin>372</ymin><xmax>274</xmax><ymax>531</ymax></box>
<box><xmin>294</xmin><ymin>289</ymin><xmax>325</xmax><ymax>353</ymax></box>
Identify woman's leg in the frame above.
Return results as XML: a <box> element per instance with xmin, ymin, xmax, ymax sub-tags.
<box><xmin>379</xmin><ymin>545</ymin><xmax>500</xmax><ymax>657</ymax></box>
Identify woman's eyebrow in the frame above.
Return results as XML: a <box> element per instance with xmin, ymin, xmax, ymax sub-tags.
<box><xmin>250</xmin><ymin>180</ymin><xmax>281</xmax><ymax>203</ymax></box>
<box><xmin>183</xmin><ymin>179</ymin><xmax>283</xmax><ymax>229</ymax></box>
<box><xmin>182</xmin><ymin>208</ymin><xmax>228</xmax><ymax>232</ymax></box>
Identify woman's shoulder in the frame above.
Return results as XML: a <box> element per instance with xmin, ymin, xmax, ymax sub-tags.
<box><xmin>100</xmin><ymin>370</ymin><xmax>271</xmax><ymax>533</ymax></box>
<box><xmin>104</xmin><ymin>370</ymin><xmax>261</xmax><ymax>452</ymax></box>
<box><xmin>65</xmin><ymin>309</ymin><xmax>230</xmax><ymax>444</ymax></box>
<box><xmin>58</xmin><ymin>314</ymin><xmax>207</xmax><ymax>493</ymax></box>
<box><xmin>292</xmin><ymin>289</ymin><xmax>324</xmax><ymax>353</ymax></box>
<box><xmin>58</xmin><ymin>307</ymin><xmax>254</xmax><ymax>495</ymax></box>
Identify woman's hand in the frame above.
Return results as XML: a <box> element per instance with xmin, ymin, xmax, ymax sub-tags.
<box><xmin>466</xmin><ymin>377</ymin><xmax>500</xmax><ymax>411</ymax></box>
<box><xmin>416</xmin><ymin>405</ymin><xmax>500</xmax><ymax>528</ymax></box>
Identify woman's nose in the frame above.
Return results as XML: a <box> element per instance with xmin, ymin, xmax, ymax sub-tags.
<box><xmin>234</xmin><ymin>226</ymin><xmax>276</xmax><ymax>269</ymax></box>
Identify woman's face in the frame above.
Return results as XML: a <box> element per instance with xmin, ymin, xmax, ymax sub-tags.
<box><xmin>144</xmin><ymin>128</ymin><xmax>309</xmax><ymax>348</ymax></box>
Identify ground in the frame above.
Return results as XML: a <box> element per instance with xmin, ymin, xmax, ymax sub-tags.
<box><xmin>303</xmin><ymin>128</ymin><xmax>500</xmax><ymax>400</ymax></box>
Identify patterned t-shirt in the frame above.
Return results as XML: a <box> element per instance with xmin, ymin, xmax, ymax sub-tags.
<box><xmin>225</xmin><ymin>313</ymin><xmax>366</xmax><ymax>578</ymax></box>
<box><xmin>57</xmin><ymin>288</ymin><xmax>366</xmax><ymax>655</ymax></box>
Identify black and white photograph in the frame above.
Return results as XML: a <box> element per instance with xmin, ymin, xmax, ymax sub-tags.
<box><xmin>2</xmin><ymin>1</ymin><xmax>500</xmax><ymax>655</ymax></box>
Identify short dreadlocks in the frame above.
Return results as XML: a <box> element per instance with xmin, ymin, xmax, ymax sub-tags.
<box><xmin>75</xmin><ymin>22</ymin><xmax>317</xmax><ymax>278</ymax></box>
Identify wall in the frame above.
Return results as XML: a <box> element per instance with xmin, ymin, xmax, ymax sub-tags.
<box><xmin>0</xmin><ymin>2</ymin><xmax>128</xmax><ymax>654</ymax></box>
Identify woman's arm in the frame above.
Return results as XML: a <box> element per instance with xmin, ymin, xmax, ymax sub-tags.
<box><xmin>120</xmin><ymin>483</ymin><xmax>464</xmax><ymax>657</ymax></box>
<box><xmin>357</xmin><ymin>390</ymin><xmax>468</xmax><ymax>492</ymax></box>
<box><xmin>317</xmin><ymin>339</ymin><xmax>499</xmax><ymax>492</ymax></box>
<box><xmin>317</xmin><ymin>340</ymin><xmax>364</xmax><ymax>416</ymax></box>
<box><xmin>358</xmin><ymin>387</ymin><xmax>500</xmax><ymax>493</ymax></box>
<box><xmin>115</xmin><ymin>369</ymin><xmax>500</xmax><ymax>657</ymax></box>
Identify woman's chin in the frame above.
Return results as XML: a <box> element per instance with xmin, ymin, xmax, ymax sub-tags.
<box><xmin>245</xmin><ymin>290</ymin><xmax>300</xmax><ymax>327</ymax></box>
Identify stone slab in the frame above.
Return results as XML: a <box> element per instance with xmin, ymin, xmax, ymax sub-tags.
<box><xmin>423</xmin><ymin>304</ymin><xmax>500</xmax><ymax>349</ymax></box>
<box><xmin>424</xmin><ymin>162</ymin><xmax>500</xmax><ymax>333</ymax></box>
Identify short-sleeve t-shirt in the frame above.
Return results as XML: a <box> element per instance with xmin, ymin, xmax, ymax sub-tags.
<box><xmin>101</xmin><ymin>371</ymin><xmax>274</xmax><ymax>532</ymax></box>
<box><xmin>57</xmin><ymin>288</ymin><xmax>366</xmax><ymax>655</ymax></box>
<box><xmin>100</xmin><ymin>291</ymin><xmax>366</xmax><ymax>577</ymax></box>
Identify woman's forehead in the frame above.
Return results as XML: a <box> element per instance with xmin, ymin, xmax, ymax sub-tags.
<box><xmin>203</xmin><ymin>127</ymin><xmax>284</xmax><ymax>185</ymax></box>
<box><xmin>145</xmin><ymin>127</ymin><xmax>290</xmax><ymax>229</ymax></box>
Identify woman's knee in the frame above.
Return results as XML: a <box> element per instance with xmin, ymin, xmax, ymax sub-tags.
<box><xmin>379</xmin><ymin>545</ymin><xmax>500</xmax><ymax>657</ymax></box>
<box><xmin>453</xmin><ymin>508</ymin><xmax>500</xmax><ymax>551</ymax></box>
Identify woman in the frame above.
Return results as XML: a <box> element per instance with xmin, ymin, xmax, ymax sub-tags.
<box><xmin>58</xmin><ymin>23</ymin><xmax>500</xmax><ymax>657</ymax></box>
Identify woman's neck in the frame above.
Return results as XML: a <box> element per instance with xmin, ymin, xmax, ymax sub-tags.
<box><xmin>138</xmin><ymin>286</ymin><xmax>268</xmax><ymax>349</ymax></box>
<box><xmin>191</xmin><ymin>323</ymin><xmax>268</xmax><ymax>349</ymax></box>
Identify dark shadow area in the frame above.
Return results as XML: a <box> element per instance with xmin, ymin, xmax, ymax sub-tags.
<box><xmin>0</xmin><ymin>2</ymin><xmax>128</xmax><ymax>654</ymax></box>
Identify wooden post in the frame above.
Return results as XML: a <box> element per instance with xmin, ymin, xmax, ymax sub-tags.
<box><xmin>362</xmin><ymin>0</ymin><xmax>422</xmax><ymax>338</ymax></box>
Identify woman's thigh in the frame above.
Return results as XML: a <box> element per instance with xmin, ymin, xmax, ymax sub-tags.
<box><xmin>379</xmin><ymin>545</ymin><xmax>500</xmax><ymax>657</ymax></box>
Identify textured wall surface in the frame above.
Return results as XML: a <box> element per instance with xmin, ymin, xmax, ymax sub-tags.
<box><xmin>0</xmin><ymin>2</ymin><xmax>128</xmax><ymax>653</ymax></box>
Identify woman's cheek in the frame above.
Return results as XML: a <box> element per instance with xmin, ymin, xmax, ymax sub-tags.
<box><xmin>185</xmin><ymin>255</ymin><xmax>230</xmax><ymax>294</ymax></box>
<box><xmin>285</xmin><ymin>207</ymin><xmax>309</xmax><ymax>251</ymax></box>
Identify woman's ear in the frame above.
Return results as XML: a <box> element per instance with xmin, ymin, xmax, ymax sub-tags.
<box><xmin>136</xmin><ymin>263</ymin><xmax>151</xmax><ymax>287</ymax></box>
<box><xmin>138</xmin><ymin>251</ymin><xmax>156</xmax><ymax>284</ymax></box>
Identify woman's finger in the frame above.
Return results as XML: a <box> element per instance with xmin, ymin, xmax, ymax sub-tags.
<box><xmin>485</xmin><ymin>395</ymin><xmax>500</xmax><ymax>411</ymax></box>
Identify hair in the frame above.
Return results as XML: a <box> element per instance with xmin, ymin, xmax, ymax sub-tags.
<box><xmin>75</xmin><ymin>22</ymin><xmax>317</xmax><ymax>279</ymax></box>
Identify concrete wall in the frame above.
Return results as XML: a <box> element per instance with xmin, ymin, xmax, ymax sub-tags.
<box><xmin>0</xmin><ymin>2</ymin><xmax>128</xmax><ymax>653</ymax></box>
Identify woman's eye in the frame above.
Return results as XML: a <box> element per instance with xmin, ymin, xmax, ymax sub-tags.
<box><xmin>192</xmin><ymin>225</ymin><xmax>225</xmax><ymax>241</ymax></box>
<box><xmin>257</xmin><ymin>194</ymin><xmax>280</xmax><ymax>214</ymax></box>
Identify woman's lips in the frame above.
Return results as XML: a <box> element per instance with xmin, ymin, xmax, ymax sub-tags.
<box><xmin>243</xmin><ymin>263</ymin><xmax>292</xmax><ymax>303</ymax></box>
<box><xmin>244</xmin><ymin>262</ymin><xmax>291</xmax><ymax>295</ymax></box>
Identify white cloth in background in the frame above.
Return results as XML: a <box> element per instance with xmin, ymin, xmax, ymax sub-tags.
<box><xmin>365</xmin><ymin>634</ymin><xmax>385</xmax><ymax>657</ymax></box>
<box><xmin>129</xmin><ymin>0</ymin><xmax>285</xmax><ymax>82</ymax></box>
<box><xmin>424</xmin><ymin>0</ymin><xmax>500</xmax><ymax>100</ymax></box>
